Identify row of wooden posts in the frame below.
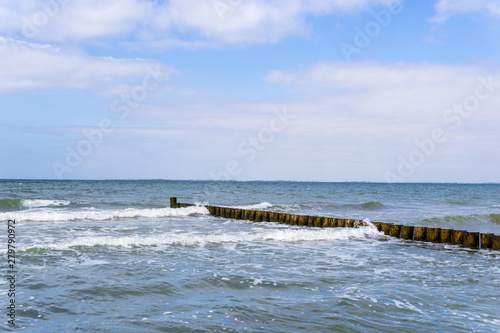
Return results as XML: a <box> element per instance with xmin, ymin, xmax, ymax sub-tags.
<box><xmin>170</xmin><ymin>198</ymin><xmax>500</xmax><ymax>251</ymax></box>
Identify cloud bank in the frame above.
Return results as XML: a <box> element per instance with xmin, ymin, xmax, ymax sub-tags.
<box><xmin>431</xmin><ymin>0</ymin><xmax>500</xmax><ymax>23</ymax></box>
<box><xmin>0</xmin><ymin>0</ymin><xmax>401</xmax><ymax>45</ymax></box>
<box><xmin>0</xmin><ymin>37</ymin><xmax>172</xmax><ymax>92</ymax></box>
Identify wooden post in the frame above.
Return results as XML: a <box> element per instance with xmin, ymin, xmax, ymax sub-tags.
<box><xmin>234</xmin><ymin>209</ymin><xmax>242</xmax><ymax>220</ymax></box>
<box><xmin>254</xmin><ymin>211</ymin><xmax>263</xmax><ymax>222</ymax></box>
<box><xmin>390</xmin><ymin>224</ymin><xmax>402</xmax><ymax>237</ymax></box>
<box><xmin>462</xmin><ymin>232</ymin><xmax>479</xmax><ymax>249</ymax></box>
<box><xmin>170</xmin><ymin>197</ymin><xmax>177</xmax><ymax>208</ymax></box>
<box><xmin>337</xmin><ymin>219</ymin><xmax>346</xmax><ymax>228</ymax></box>
<box><xmin>372</xmin><ymin>222</ymin><xmax>382</xmax><ymax>231</ymax></box>
<box><xmin>345</xmin><ymin>219</ymin><xmax>355</xmax><ymax>228</ymax></box>
<box><xmin>492</xmin><ymin>235</ymin><xmax>500</xmax><ymax>251</ymax></box>
<box><xmin>306</xmin><ymin>216</ymin><xmax>313</xmax><ymax>227</ymax></box>
<box><xmin>481</xmin><ymin>233</ymin><xmax>493</xmax><ymax>249</ymax></box>
<box><xmin>440</xmin><ymin>229</ymin><xmax>451</xmax><ymax>243</ymax></box>
<box><xmin>230</xmin><ymin>208</ymin><xmax>236</xmax><ymax>219</ymax></box>
<box><xmin>262</xmin><ymin>211</ymin><xmax>271</xmax><ymax>222</ymax></box>
<box><xmin>414</xmin><ymin>227</ymin><xmax>427</xmax><ymax>241</ymax></box>
<box><xmin>248</xmin><ymin>210</ymin><xmax>256</xmax><ymax>221</ymax></box>
<box><xmin>426</xmin><ymin>228</ymin><xmax>441</xmax><ymax>243</ymax></box>
<box><xmin>308</xmin><ymin>216</ymin><xmax>316</xmax><ymax>227</ymax></box>
<box><xmin>399</xmin><ymin>226</ymin><xmax>414</xmax><ymax>240</ymax></box>
<box><xmin>269</xmin><ymin>212</ymin><xmax>278</xmax><ymax>222</ymax></box>
<box><xmin>298</xmin><ymin>215</ymin><xmax>308</xmax><ymax>226</ymax></box>
<box><xmin>308</xmin><ymin>216</ymin><xmax>315</xmax><ymax>227</ymax></box>
<box><xmin>290</xmin><ymin>214</ymin><xmax>299</xmax><ymax>225</ymax></box>
<box><xmin>323</xmin><ymin>217</ymin><xmax>333</xmax><ymax>228</ymax></box>
<box><xmin>276</xmin><ymin>213</ymin><xmax>283</xmax><ymax>222</ymax></box>
<box><xmin>279</xmin><ymin>213</ymin><xmax>286</xmax><ymax>224</ymax></box>
<box><xmin>451</xmin><ymin>230</ymin><xmax>465</xmax><ymax>245</ymax></box>
<box><xmin>380</xmin><ymin>223</ymin><xmax>392</xmax><ymax>235</ymax></box>
<box><xmin>310</xmin><ymin>216</ymin><xmax>322</xmax><ymax>228</ymax></box>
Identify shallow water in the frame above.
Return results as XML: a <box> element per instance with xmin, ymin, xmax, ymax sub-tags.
<box><xmin>1</xmin><ymin>180</ymin><xmax>499</xmax><ymax>332</ymax></box>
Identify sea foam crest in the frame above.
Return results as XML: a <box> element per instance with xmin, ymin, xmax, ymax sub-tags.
<box><xmin>22</xmin><ymin>225</ymin><xmax>380</xmax><ymax>251</ymax></box>
<box><xmin>0</xmin><ymin>205</ymin><xmax>209</xmax><ymax>222</ymax></box>
<box><xmin>22</xmin><ymin>199</ymin><xmax>71</xmax><ymax>208</ymax></box>
<box><xmin>233</xmin><ymin>202</ymin><xmax>273</xmax><ymax>210</ymax></box>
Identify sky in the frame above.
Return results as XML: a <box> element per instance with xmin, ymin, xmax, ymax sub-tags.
<box><xmin>1</xmin><ymin>0</ymin><xmax>500</xmax><ymax>182</ymax></box>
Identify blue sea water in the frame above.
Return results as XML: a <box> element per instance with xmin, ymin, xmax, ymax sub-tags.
<box><xmin>0</xmin><ymin>180</ymin><xmax>499</xmax><ymax>332</ymax></box>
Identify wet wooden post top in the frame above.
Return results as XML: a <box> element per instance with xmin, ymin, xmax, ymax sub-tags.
<box><xmin>170</xmin><ymin>197</ymin><xmax>177</xmax><ymax>208</ymax></box>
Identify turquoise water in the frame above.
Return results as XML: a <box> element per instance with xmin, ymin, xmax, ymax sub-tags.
<box><xmin>1</xmin><ymin>180</ymin><xmax>499</xmax><ymax>332</ymax></box>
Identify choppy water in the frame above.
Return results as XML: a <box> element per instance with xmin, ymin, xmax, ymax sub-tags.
<box><xmin>1</xmin><ymin>180</ymin><xmax>499</xmax><ymax>332</ymax></box>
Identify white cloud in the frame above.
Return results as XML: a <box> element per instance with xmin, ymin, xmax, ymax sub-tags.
<box><xmin>431</xmin><ymin>0</ymin><xmax>500</xmax><ymax>24</ymax></box>
<box><xmin>0</xmin><ymin>37</ymin><xmax>173</xmax><ymax>92</ymax></box>
<box><xmin>265</xmin><ymin>61</ymin><xmax>483</xmax><ymax>103</ymax></box>
<box><xmin>0</xmin><ymin>0</ymin><xmax>152</xmax><ymax>42</ymax></box>
<box><xmin>0</xmin><ymin>0</ymin><xmax>402</xmax><ymax>46</ymax></box>
<box><xmin>263</xmin><ymin>62</ymin><xmax>500</xmax><ymax>180</ymax></box>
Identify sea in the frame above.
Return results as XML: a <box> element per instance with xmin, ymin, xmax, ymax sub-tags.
<box><xmin>0</xmin><ymin>180</ymin><xmax>499</xmax><ymax>332</ymax></box>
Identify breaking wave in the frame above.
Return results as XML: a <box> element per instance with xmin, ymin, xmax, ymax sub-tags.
<box><xmin>0</xmin><ymin>206</ymin><xmax>209</xmax><ymax>222</ymax></box>
<box><xmin>20</xmin><ymin>225</ymin><xmax>381</xmax><ymax>251</ymax></box>
<box><xmin>0</xmin><ymin>199</ymin><xmax>71</xmax><ymax>209</ymax></box>
<box><xmin>22</xmin><ymin>199</ymin><xmax>71</xmax><ymax>208</ymax></box>
<box><xmin>233</xmin><ymin>202</ymin><xmax>273</xmax><ymax>210</ymax></box>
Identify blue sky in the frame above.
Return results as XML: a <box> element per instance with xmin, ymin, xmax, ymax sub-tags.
<box><xmin>1</xmin><ymin>0</ymin><xmax>500</xmax><ymax>182</ymax></box>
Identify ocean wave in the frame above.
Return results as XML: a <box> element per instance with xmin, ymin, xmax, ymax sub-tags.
<box><xmin>0</xmin><ymin>199</ymin><xmax>23</xmax><ymax>209</ymax></box>
<box><xmin>356</xmin><ymin>202</ymin><xmax>387</xmax><ymax>210</ymax></box>
<box><xmin>233</xmin><ymin>202</ymin><xmax>273</xmax><ymax>210</ymax></box>
<box><xmin>445</xmin><ymin>200</ymin><xmax>470</xmax><ymax>206</ymax></box>
<box><xmin>0</xmin><ymin>206</ymin><xmax>209</xmax><ymax>222</ymax></box>
<box><xmin>269</xmin><ymin>203</ymin><xmax>303</xmax><ymax>212</ymax></box>
<box><xmin>0</xmin><ymin>199</ymin><xmax>72</xmax><ymax>209</ymax></box>
<box><xmin>488</xmin><ymin>213</ymin><xmax>500</xmax><ymax>224</ymax></box>
<box><xmin>327</xmin><ymin>202</ymin><xmax>387</xmax><ymax>211</ymax></box>
<box><xmin>420</xmin><ymin>213</ymin><xmax>500</xmax><ymax>226</ymax></box>
<box><xmin>19</xmin><ymin>226</ymin><xmax>380</xmax><ymax>251</ymax></box>
<box><xmin>22</xmin><ymin>199</ymin><xmax>71</xmax><ymax>208</ymax></box>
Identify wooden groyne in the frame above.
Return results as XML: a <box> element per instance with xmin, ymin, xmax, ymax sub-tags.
<box><xmin>170</xmin><ymin>198</ymin><xmax>500</xmax><ymax>251</ymax></box>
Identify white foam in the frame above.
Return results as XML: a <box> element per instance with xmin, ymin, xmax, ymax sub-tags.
<box><xmin>22</xmin><ymin>199</ymin><xmax>71</xmax><ymax>208</ymax></box>
<box><xmin>233</xmin><ymin>202</ymin><xmax>273</xmax><ymax>210</ymax></box>
<box><xmin>393</xmin><ymin>300</ymin><xmax>424</xmax><ymax>314</ymax></box>
<box><xmin>0</xmin><ymin>205</ymin><xmax>209</xmax><ymax>222</ymax></box>
<box><xmin>20</xmin><ymin>225</ymin><xmax>380</xmax><ymax>251</ymax></box>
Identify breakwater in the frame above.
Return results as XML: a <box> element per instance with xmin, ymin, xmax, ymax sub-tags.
<box><xmin>170</xmin><ymin>197</ymin><xmax>500</xmax><ymax>251</ymax></box>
